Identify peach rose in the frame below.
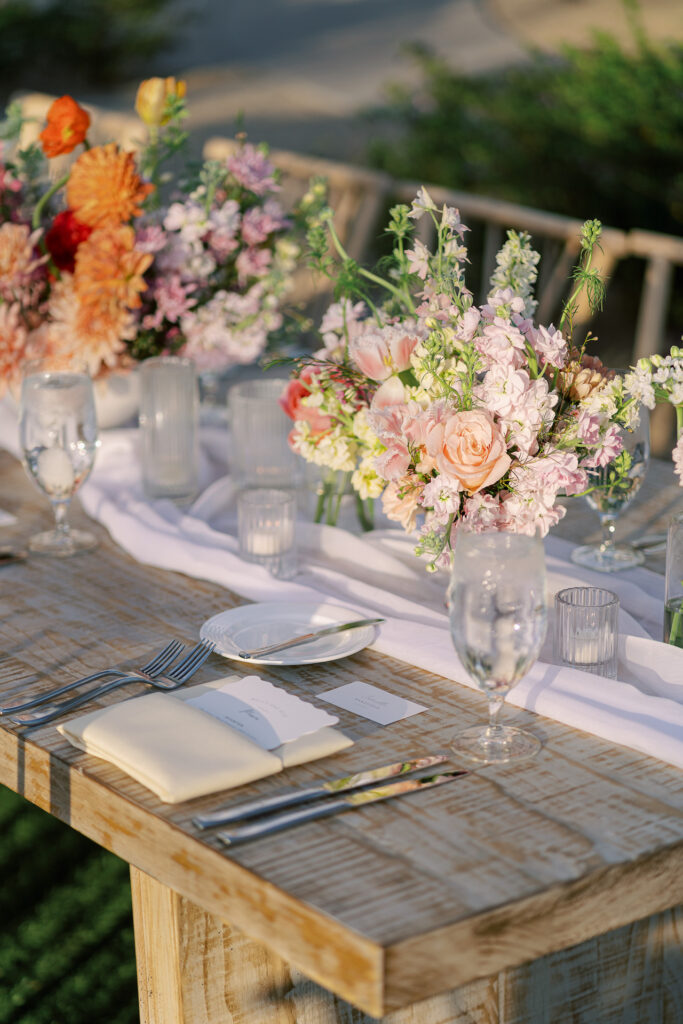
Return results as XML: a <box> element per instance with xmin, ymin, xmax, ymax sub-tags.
<box><xmin>425</xmin><ymin>409</ymin><xmax>511</xmax><ymax>495</ymax></box>
<box><xmin>279</xmin><ymin>368</ymin><xmax>332</xmax><ymax>435</ymax></box>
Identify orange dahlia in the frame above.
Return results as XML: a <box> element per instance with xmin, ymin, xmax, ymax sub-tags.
<box><xmin>45</xmin><ymin>273</ymin><xmax>134</xmax><ymax>376</ymax></box>
<box><xmin>66</xmin><ymin>144</ymin><xmax>154</xmax><ymax>228</ymax></box>
<box><xmin>40</xmin><ymin>95</ymin><xmax>90</xmax><ymax>158</ymax></box>
<box><xmin>73</xmin><ymin>225</ymin><xmax>153</xmax><ymax>311</ymax></box>
<box><xmin>0</xmin><ymin>223</ymin><xmax>45</xmax><ymax>300</ymax></box>
<box><xmin>0</xmin><ymin>303</ymin><xmax>30</xmax><ymax>397</ymax></box>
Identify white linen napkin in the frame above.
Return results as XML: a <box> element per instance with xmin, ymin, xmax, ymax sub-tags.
<box><xmin>57</xmin><ymin>677</ymin><xmax>353</xmax><ymax>803</ymax></box>
<box><xmin>3</xmin><ymin>400</ymin><xmax>682</xmax><ymax>771</ymax></box>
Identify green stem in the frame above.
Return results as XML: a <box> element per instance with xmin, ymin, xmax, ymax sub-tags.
<box><xmin>675</xmin><ymin>404</ymin><xmax>683</xmax><ymax>437</ymax></box>
<box><xmin>355</xmin><ymin>492</ymin><xmax>374</xmax><ymax>532</ymax></box>
<box><xmin>326</xmin><ymin>217</ymin><xmax>416</xmax><ymax>314</ymax></box>
<box><xmin>32</xmin><ymin>172</ymin><xmax>69</xmax><ymax>230</ymax></box>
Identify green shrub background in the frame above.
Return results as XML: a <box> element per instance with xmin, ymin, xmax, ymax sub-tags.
<box><xmin>0</xmin><ymin>787</ymin><xmax>138</xmax><ymax>1024</ymax></box>
<box><xmin>369</xmin><ymin>13</ymin><xmax>683</xmax><ymax>237</ymax></box>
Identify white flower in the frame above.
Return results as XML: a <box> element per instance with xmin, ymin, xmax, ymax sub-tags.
<box><xmin>408</xmin><ymin>186</ymin><xmax>437</xmax><ymax>220</ymax></box>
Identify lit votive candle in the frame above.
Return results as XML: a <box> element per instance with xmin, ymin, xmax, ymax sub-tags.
<box><xmin>238</xmin><ymin>489</ymin><xmax>296</xmax><ymax>578</ymax></box>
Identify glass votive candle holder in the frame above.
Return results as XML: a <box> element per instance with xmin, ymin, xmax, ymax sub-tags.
<box><xmin>237</xmin><ymin>488</ymin><xmax>296</xmax><ymax>579</ymax></box>
<box><xmin>554</xmin><ymin>586</ymin><xmax>620</xmax><ymax>679</ymax></box>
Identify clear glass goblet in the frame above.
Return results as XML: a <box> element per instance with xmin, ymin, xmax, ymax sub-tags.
<box><xmin>571</xmin><ymin>404</ymin><xmax>650</xmax><ymax>573</ymax></box>
<box><xmin>19</xmin><ymin>364</ymin><xmax>99</xmax><ymax>556</ymax></box>
<box><xmin>448</xmin><ymin>531</ymin><xmax>548</xmax><ymax>764</ymax></box>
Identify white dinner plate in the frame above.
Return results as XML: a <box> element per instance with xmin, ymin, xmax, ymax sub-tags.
<box><xmin>200</xmin><ymin>602</ymin><xmax>378</xmax><ymax>666</ymax></box>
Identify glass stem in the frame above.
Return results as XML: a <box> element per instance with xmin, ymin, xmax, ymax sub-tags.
<box><xmin>485</xmin><ymin>692</ymin><xmax>506</xmax><ymax>739</ymax></box>
<box><xmin>599</xmin><ymin>515</ymin><xmax>616</xmax><ymax>552</ymax></box>
<box><xmin>52</xmin><ymin>500</ymin><xmax>71</xmax><ymax>539</ymax></box>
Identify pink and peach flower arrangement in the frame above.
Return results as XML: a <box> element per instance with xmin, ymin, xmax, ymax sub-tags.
<box><xmin>281</xmin><ymin>189</ymin><xmax>682</xmax><ymax>566</ymax></box>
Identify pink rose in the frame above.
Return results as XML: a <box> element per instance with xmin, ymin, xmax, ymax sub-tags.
<box><xmin>425</xmin><ymin>409</ymin><xmax>511</xmax><ymax>495</ymax></box>
<box><xmin>279</xmin><ymin>368</ymin><xmax>332</xmax><ymax>435</ymax></box>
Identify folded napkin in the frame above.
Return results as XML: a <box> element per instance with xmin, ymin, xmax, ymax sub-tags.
<box><xmin>57</xmin><ymin>677</ymin><xmax>353</xmax><ymax>803</ymax></box>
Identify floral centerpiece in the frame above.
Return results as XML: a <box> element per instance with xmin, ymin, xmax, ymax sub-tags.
<box><xmin>280</xmin><ymin>186</ymin><xmax>683</xmax><ymax>568</ymax></box>
<box><xmin>0</xmin><ymin>78</ymin><xmax>303</xmax><ymax>394</ymax></box>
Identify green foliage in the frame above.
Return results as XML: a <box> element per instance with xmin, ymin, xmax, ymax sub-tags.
<box><xmin>0</xmin><ymin>0</ymin><xmax>182</xmax><ymax>94</ymax></box>
<box><xmin>0</xmin><ymin>786</ymin><xmax>138</xmax><ymax>1024</ymax></box>
<box><xmin>369</xmin><ymin>12</ymin><xmax>683</xmax><ymax>236</ymax></box>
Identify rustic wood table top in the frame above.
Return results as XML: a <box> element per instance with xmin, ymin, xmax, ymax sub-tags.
<box><xmin>0</xmin><ymin>448</ymin><xmax>681</xmax><ymax>1018</ymax></box>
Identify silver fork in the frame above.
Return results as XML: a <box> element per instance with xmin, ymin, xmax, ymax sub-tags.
<box><xmin>11</xmin><ymin>639</ymin><xmax>216</xmax><ymax>728</ymax></box>
<box><xmin>0</xmin><ymin>640</ymin><xmax>185</xmax><ymax>716</ymax></box>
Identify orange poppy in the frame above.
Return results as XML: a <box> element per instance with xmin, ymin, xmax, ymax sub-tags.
<box><xmin>66</xmin><ymin>144</ymin><xmax>154</xmax><ymax>228</ymax></box>
<box><xmin>39</xmin><ymin>96</ymin><xmax>90</xmax><ymax>158</ymax></box>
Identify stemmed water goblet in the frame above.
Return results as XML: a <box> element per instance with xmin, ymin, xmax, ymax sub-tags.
<box><xmin>571</xmin><ymin>402</ymin><xmax>650</xmax><ymax>572</ymax></box>
<box><xmin>19</xmin><ymin>362</ymin><xmax>99</xmax><ymax>556</ymax></box>
<box><xmin>447</xmin><ymin>531</ymin><xmax>548</xmax><ymax>764</ymax></box>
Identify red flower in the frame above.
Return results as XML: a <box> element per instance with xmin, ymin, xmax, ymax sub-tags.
<box><xmin>45</xmin><ymin>210</ymin><xmax>92</xmax><ymax>273</ymax></box>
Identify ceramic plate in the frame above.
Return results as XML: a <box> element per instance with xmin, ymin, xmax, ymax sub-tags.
<box><xmin>200</xmin><ymin>602</ymin><xmax>378</xmax><ymax>666</ymax></box>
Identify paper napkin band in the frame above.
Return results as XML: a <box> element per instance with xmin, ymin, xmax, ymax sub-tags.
<box><xmin>57</xmin><ymin>679</ymin><xmax>353</xmax><ymax>804</ymax></box>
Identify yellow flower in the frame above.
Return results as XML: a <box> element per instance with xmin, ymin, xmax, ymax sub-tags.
<box><xmin>135</xmin><ymin>77</ymin><xmax>186</xmax><ymax>127</ymax></box>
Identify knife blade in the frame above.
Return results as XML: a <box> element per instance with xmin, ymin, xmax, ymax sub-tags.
<box><xmin>236</xmin><ymin>617</ymin><xmax>384</xmax><ymax>659</ymax></box>
<box><xmin>216</xmin><ymin>768</ymin><xmax>470</xmax><ymax>846</ymax></box>
<box><xmin>193</xmin><ymin>753</ymin><xmax>451</xmax><ymax>829</ymax></box>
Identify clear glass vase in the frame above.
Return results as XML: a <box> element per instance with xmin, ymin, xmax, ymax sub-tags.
<box><xmin>664</xmin><ymin>510</ymin><xmax>683</xmax><ymax>648</ymax></box>
<box><xmin>313</xmin><ymin>468</ymin><xmax>374</xmax><ymax>532</ymax></box>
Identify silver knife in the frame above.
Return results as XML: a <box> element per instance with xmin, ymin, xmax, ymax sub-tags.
<box><xmin>193</xmin><ymin>753</ymin><xmax>450</xmax><ymax>829</ymax></box>
<box><xmin>216</xmin><ymin>768</ymin><xmax>469</xmax><ymax>846</ymax></box>
<box><xmin>236</xmin><ymin>617</ymin><xmax>384</xmax><ymax>659</ymax></box>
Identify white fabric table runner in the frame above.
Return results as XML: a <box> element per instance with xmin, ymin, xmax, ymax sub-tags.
<box><xmin>2</xmin><ymin>400</ymin><xmax>682</xmax><ymax>771</ymax></box>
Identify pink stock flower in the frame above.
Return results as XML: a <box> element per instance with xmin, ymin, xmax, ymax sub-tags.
<box><xmin>236</xmin><ymin>246</ymin><xmax>272</xmax><ymax>285</ymax></box>
<box><xmin>425</xmin><ymin>409</ymin><xmax>511</xmax><ymax>495</ymax></box>
<box><xmin>583</xmin><ymin>424</ymin><xmax>623</xmax><ymax>468</ymax></box>
<box><xmin>474</xmin><ymin>320</ymin><xmax>527</xmax><ymax>371</ymax></box>
<box><xmin>673</xmin><ymin>433</ymin><xmax>683</xmax><ymax>484</ymax></box>
<box><xmin>529</xmin><ymin>323</ymin><xmax>568</xmax><ymax>369</ymax></box>
<box><xmin>279</xmin><ymin>368</ymin><xmax>333</xmax><ymax>435</ymax></box>
<box><xmin>240</xmin><ymin>200</ymin><xmax>287</xmax><ymax>245</ymax></box>
<box><xmin>227</xmin><ymin>144</ymin><xmax>280</xmax><ymax>196</ymax></box>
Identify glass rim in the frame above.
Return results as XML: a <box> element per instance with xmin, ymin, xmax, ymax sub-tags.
<box><xmin>237</xmin><ymin>487</ymin><xmax>295</xmax><ymax>506</ymax></box>
<box><xmin>555</xmin><ymin>586</ymin><xmax>619</xmax><ymax>608</ymax></box>
<box><xmin>454</xmin><ymin>530</ymin><xmax>543</xmax><ymax>555</ymax></box>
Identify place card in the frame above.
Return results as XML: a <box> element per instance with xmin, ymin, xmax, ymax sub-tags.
<box><xmin>186</xmin><ymin>676</ymin><xmax>338</xmax><ymax>750</ymax></box>
<box><xmin>319</xmin><ymin>681</ymin><xmax>428</xmax><ymax>725</ymax></box>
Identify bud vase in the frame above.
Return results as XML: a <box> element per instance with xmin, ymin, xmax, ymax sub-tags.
<box><xmin>664</xmin><ymin>516</ymin><xmax>683</xmax><ymax>649</ymax></box>
<box><xmin>314</xmin><ymin>468</ymin><xmax>374</xmax><ymax>532</ymax></box>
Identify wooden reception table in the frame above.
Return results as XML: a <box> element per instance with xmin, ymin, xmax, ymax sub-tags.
<box><xmin>0</xmin><ymin>449</ymin><xmax>681</xmax><ymax>1023</ymax></box>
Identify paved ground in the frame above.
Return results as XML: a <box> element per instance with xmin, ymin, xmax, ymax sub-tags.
<box><xmin>78</xmin><ymin>0</ymin><xmax>681</xmax><ymax>162</ymax></box>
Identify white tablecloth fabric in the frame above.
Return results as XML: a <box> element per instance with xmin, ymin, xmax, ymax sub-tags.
<box><xmin>2</xmin><ymin>400</ymin><xmax>682</xmax><ymax>771</ymax></box>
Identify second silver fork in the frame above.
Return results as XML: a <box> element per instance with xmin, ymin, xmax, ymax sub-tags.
<box><xmin>11</xmin><ymin>639</ymin><xmax>216</xmax><ymax>728</ymax></box>
<box><xmin>0</xmin><ymin>640</ymin><xmax>185</xmax><ymax>716</ymax></box>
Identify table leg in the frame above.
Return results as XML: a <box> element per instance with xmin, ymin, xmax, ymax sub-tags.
<box><xmin>130</xmin><ymin>867</ymin><xmax>682</xmax><ymax>1024</ymax></box>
